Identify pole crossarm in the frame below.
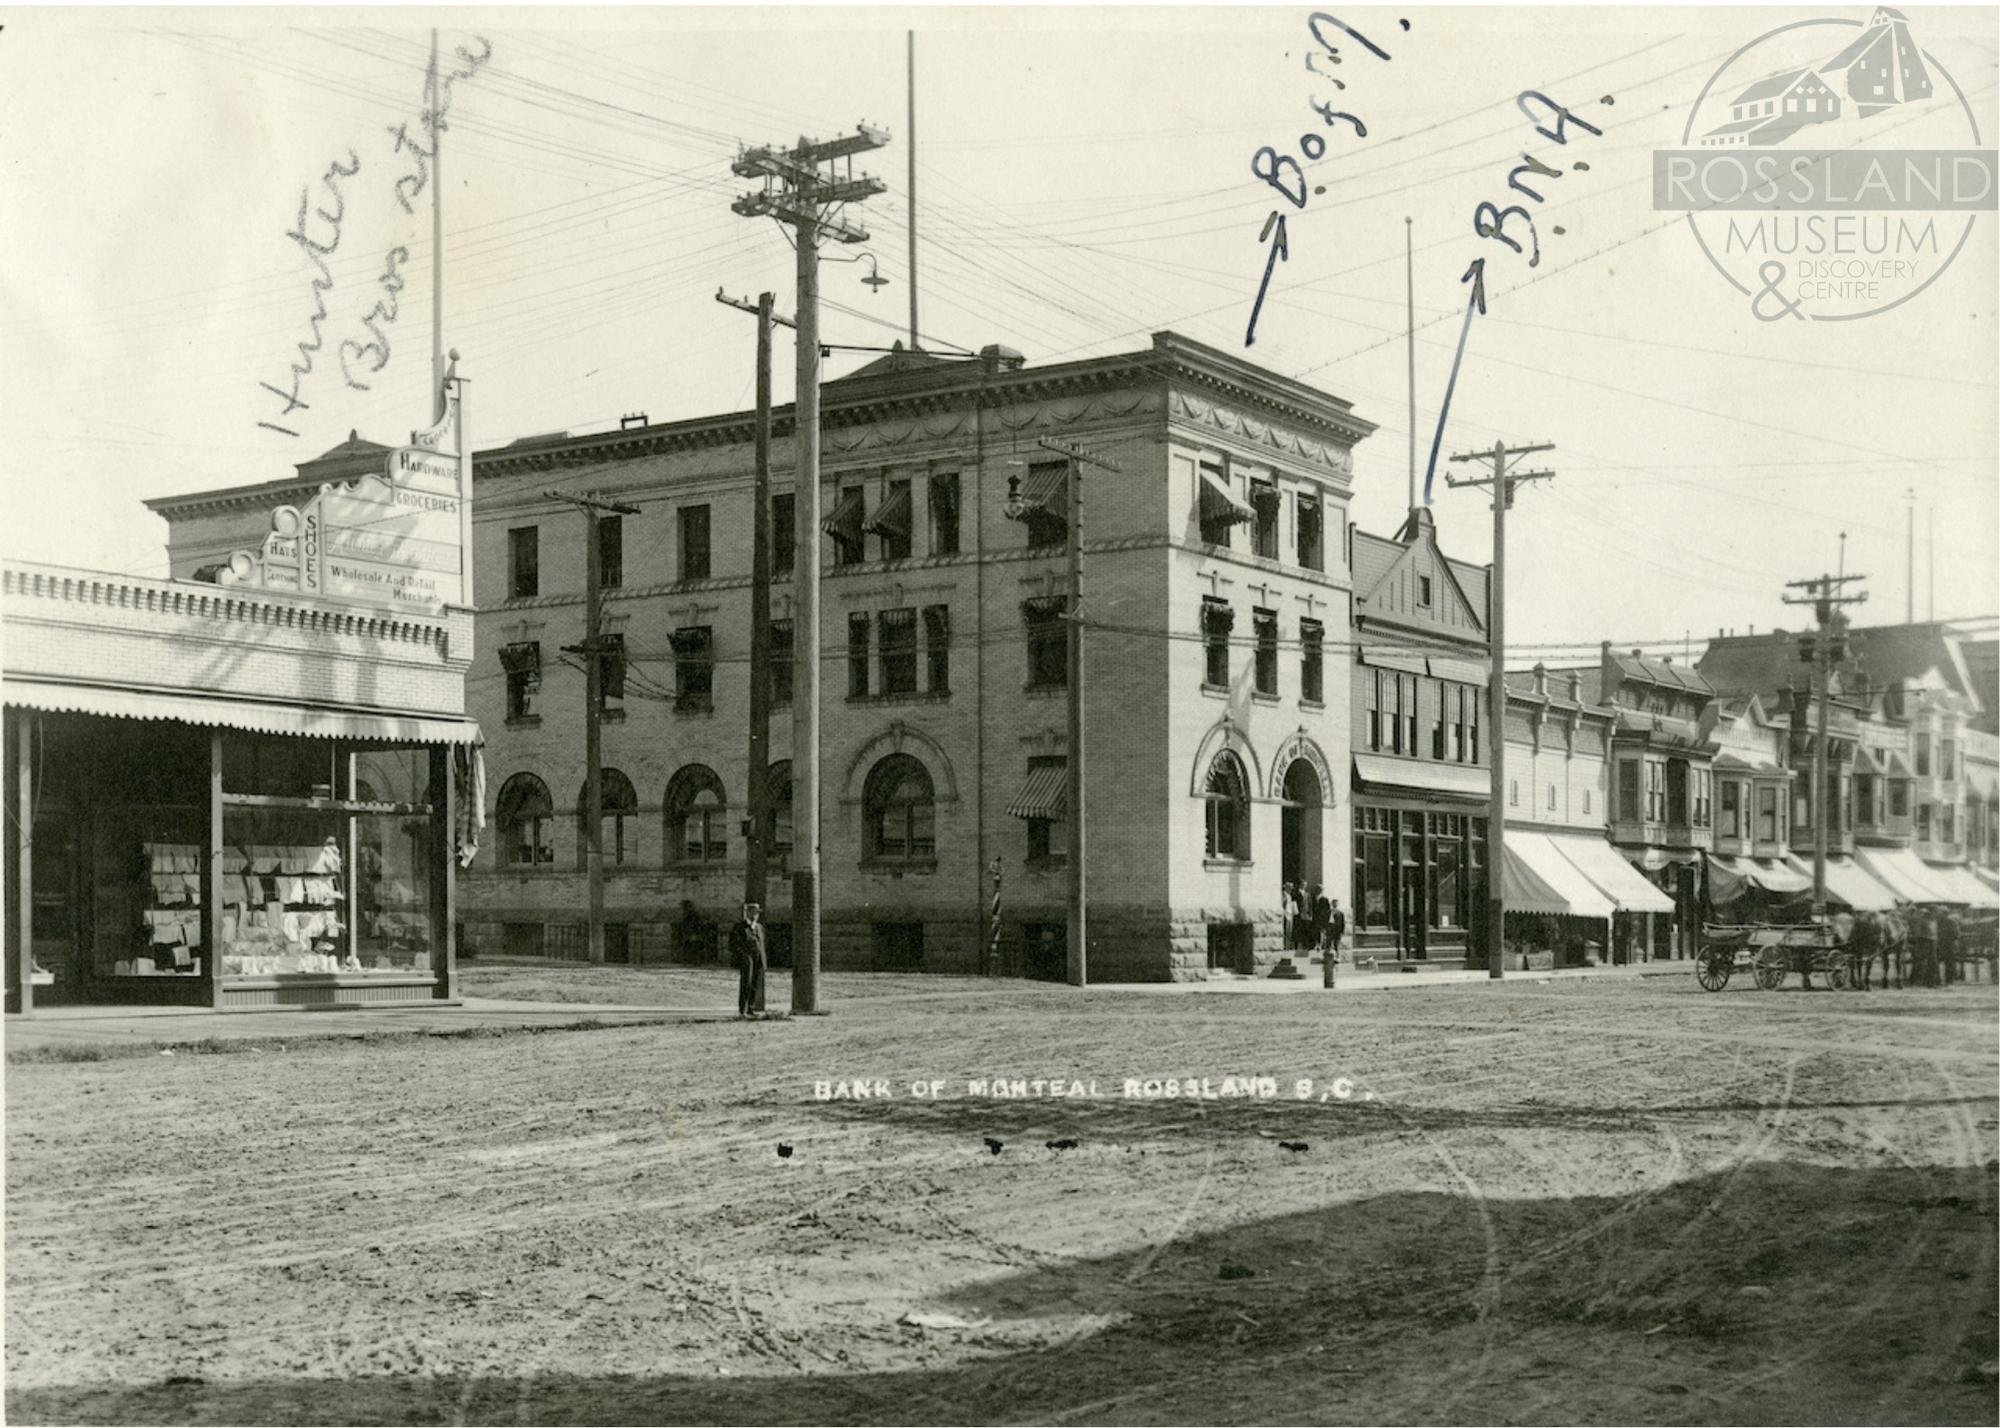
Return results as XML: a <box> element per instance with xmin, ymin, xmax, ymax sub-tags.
<box><xmin>1035</xmin><ymin>437</ymin><xmax>1123</xmax><ymax>474</ymax></box>
<box><xmin>715</xmin><ymin>290</ymin><xmax>798</xmax><ymax>330</ymax></box>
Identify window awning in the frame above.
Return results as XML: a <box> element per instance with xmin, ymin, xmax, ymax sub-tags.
<box><xmin>1852</xmin><ymin>845</ymin><xmax>1955</xmax><ymax>903</ymax></box>
<box><xmin>864</xmin><ymin>482</ymin><xmax>912</xmax><ymax>540</ymax></box>
<box><xmin>1428</xmin><ymin>656</ymin><xmax>1488</xmax><ymax>685</ymax></box>
<box><xmin>1706</xmin><ymin>853</ymin><xmax>1812</xmax><ymax>904</ymax></box>
<box><xmin>1007</xmin><ymin>764</ymin><xmax>1067</xmax><ymax>821</ymax></box>
<box><xmin>1198</xmin><ymin>469</ymin><xmax>1254</xmax><ymax>527</ymax></box>
<box><xmin>3</xmin><ymin>677</ymin><xmax>483</xmax><ymax>745</ymax></box>
<box><xmin>1917</xmin><ymin>860</ymin><xmax>1998</xmax><ymax>906</ymax></box>
<box><xmin>1504</xmin><ymin>831</ymin><xmax>1615</xmax><ymax>919</ymax></box>
<box><xmin>1006</xmin><ymin>466</ymin><xmax>1069</xmax><ymax>533</ymax></box>
<box><xmin>821</xmin><ymin>488</ymin><xmax>865</xmax><ymax>547</ymax></box>
<box><xmin>1552</xmin><ymin>833</ymin><xmax>1678</xmax><ymax>911</ymax></box>
<box><xmin>1360</xmin><ymin>646</ymin><xmax>1429</xmax><ymax>676</ymax></box>
<box><xmin>1628</xmin><ymin>846</ymin><xmax>1701</xmax><ymax>870</ymax></box>
<box><xmin>1352</xmin><ymin>753</ymin><xmax>1489</xmax><ymax>800</ymax></box>
<box><xmin>1792</xmin><ymin>853</ymin><xmax>1900</xmax><ymax>911</ymax></box>
<box><xmin>499</xmin><ymin>642</ymin><xmax>541</xmax><ymax>675</ymax></box>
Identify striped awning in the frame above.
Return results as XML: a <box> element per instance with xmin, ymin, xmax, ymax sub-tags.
<box><xmin>821</xmin><ymin>488</ymin><xmax>865</xmax><ymax>546</ymax></box>
<box><xmin>1787</xmin><ymin>854</ymin><xmax>1899</xmax><ymax>912</ymax></box>
<box><xmin>1919</xmin><ymin>860</ymin><xmax>1998</xmax><ymax>907</ymax></box>
<box><xmin>1503</xmin><ymin>831</ymin><xmax>1615</xmax><ymax>920</ymax></box>
<box><xmin>864</xmin><ymin>482</ymin><xmax>912</xmax><ymax>539</ymax></box>
<box><xmin>1007</xmin><ymin>764</ymin><xmax>1067</xmax><ymax>820</ymax></box>
<box><xmin>1853</xmin><ymin>845</ymin><xmax>1954</xmax><ymax>903</ymax></box>
<box><xmin>2</xmin><ymin>677</ymin><xmax>483</xmax><ymax>745</ymax></box>
<box><xmin>1198</xmin><ymin>469</ymin><xmax>1254</xmax><ymax>527</ymax></box>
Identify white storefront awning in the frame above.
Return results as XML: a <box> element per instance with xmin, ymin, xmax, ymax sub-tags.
<box><xmin>1854</xmin><ymin>845</ymin><xmax>1956</xmax><ymax>903</ymax></box>
<box><xmin>1919</xmin><ymin>860</ymin><xmax>1999</xmax><ymax>907</ymax></box>
<box><xmin>1799</xmin><ymin>853</ymin><xmax>1902</xmax><ymax>911</ymax></box>
<box><xmin>1352</xmin><ymin>753</ymin><xmax>1490</xmax><ymax>800</ymax></box>
<box><xmin>3</xmin><ymin>677</ymin><xmax>483</xmax><ymax>745</ymax></box>
<box><xmin>1504</xmin><ymin>830</ymin><xmax>1616</xmax><ymax>920</ymax></box>
<box><xmin>1554</xmin><ymin>834</ymin><xmax>1677</xmax><ymax>912</ymax></box>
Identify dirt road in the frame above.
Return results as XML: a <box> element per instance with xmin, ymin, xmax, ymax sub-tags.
<box><xmin>7</xmin><ymin>971</ymin><xmax>1996</xmax><ymax>1424</ymax></box>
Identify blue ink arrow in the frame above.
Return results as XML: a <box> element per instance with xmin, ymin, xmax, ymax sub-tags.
<box><xmin>1422</xmin><ymin>257</ymin><xmax>1486</xmax><ymax>505</ymax></box>
<box><xmin>1244</xmin><ymin>211</ymin><xmax>1288</xmax><ymax>348</ymax></box>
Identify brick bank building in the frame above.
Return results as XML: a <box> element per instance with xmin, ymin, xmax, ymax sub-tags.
<box><xmin>457</xmin><ymin>333</ymin><xmax>1372</xmax><ymax>980</ymax></box>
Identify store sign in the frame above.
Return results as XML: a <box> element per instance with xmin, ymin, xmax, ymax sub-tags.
<box><xmin>220</xmin><ymin>387</ymin><xmax>468</xmax><ymax>613</ymax></box>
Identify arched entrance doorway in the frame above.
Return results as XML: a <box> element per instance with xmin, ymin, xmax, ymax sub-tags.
<box><xmin>1280</xmin><ymin>758</ymin><xmax>1323</xmax><ymax>894</ymax></box>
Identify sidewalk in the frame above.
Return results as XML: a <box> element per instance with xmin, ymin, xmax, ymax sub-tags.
<box><xmin>3</xmin><ymin>996</ymin><xmax>711</xmax><ymax>1058</ymax></box>
<box><xmin>1119</xmin><ymin>959</ymin><xmax>1693</xmax><ymax>996</ymax></box>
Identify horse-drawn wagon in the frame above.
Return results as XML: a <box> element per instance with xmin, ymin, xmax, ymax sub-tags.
<box><xmin>1696</xmin><ymin>921</ymin><xmax>1851</xmax><ymax>991</ymax></box>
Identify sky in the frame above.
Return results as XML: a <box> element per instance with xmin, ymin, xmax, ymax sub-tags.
<box><xmin>2</xmin><ymin>3</ymin><xmax>1994</xmax><ymax>667</ymax></box>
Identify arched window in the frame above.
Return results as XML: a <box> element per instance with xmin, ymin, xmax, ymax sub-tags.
<box><xmin>575</xmin><ymin>769</ymin><xmax>638</xmax><ymax>867</ymax></box>
<box><xmin>496</xmin><ymin>773</ymin><xmax>555</xmax><ymax>866</ymax></box>
<box><xmin>1205</xmin><ymin>751</ymin><xmax>1251</xmax><ymax>861</ymax></box>
<box><xmin>766</xmin><ymin>760</ymin><xmax>794</xmax><ymax>875</ymax></box>
<box><xmin>666</xmin><ymin>765</ymin><xmax>728</xmax><ymax>864</ymax></box>
<box><xmin>864</xmin><ymin>753</ymin><xmax>935</xmax><ymax>864</ymax></box>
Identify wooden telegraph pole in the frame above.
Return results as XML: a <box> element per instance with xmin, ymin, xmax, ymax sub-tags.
<box><xmin>1783</xmin><ymin>572</ymin><xmax>1867</xmax><ymax>919</ymax></box>
<box><xmin>1033</xmin><ymin>437</ymin><xmax>1120</xmax><ymax>987</ymax></box>
<box><xmin>1446</xmin><ymin>441</ymin><xmax>1555</xmax><ymax>980</ymax></box>
<box><xmin>731</xmin><ymin>124</ymin><xmax>888</xmax><ymax>1015</ymax></box>
<box><xmin>549</xmin><ymin>490</ymin><xmax>641</xmax><ymax>963</ymax></box>
<box><xmin>716</xmin><ymin>290</ymin><xmax>798</xmax><ymax>917</ymax></box>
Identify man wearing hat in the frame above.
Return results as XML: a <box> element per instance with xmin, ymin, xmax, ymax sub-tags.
<box><xmin>729</xmin><ymin>901</ymin><xmax>767</xmax><ymax>1018</ymax></box>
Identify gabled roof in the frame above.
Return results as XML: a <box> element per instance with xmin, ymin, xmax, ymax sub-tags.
<box><xmin>1607</xmin><ymin>648</ymin><xmax>1713</xmax><ymax>696</ymax></box>
<box><xmin>1696</xmin><ymin>632</ymin><xmax>1807</xmax><ymax>702</ymax></box>
<box><xmin>1352</xmin><ymin>507</ymin><xmax>1484</xmax><ymax>640</ymax></box>
<box><xmin>1731</xmin><ymin>67</ymin><xmax>1820</xmax><ymax>104</ymax></box>
<box><xmin>1844</xmin><ymin>621</ymin><xmax>1982</xmax><ymax>705</ymax></box>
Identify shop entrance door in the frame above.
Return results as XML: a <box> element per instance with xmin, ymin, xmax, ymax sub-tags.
<box><xmin>1279</xmin><ymin>760</ymin><xmax>1323</xmax><ymax>893</ymax></box>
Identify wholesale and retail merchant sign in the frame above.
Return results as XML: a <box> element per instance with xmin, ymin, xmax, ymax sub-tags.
<box><xmin>219</xmin><ymin>391</ymin><xmax>467</xmax><ymax>613</ymax></box>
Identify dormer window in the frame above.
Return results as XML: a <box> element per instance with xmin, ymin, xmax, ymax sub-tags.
<box><xmin>1418</xmin><ymin>575</ymin><xmax>1434</xmax><ymax>608</ymax></box>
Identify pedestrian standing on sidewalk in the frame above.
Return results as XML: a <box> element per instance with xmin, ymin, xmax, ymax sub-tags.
<box><xmin>1936</xmin><ymin>909</ymin><xmax>1961</xmax><ymax>986</ymax></box>
<box><xmin>1310</xmin><ymin>884</ymin><xmax>1331</xmax><ymax>955</ymax></box>
<box><xmin>1322</xmin><ymin>896</ymin><xmax>1347</xmax><ymax>989</ymax></box>
<box><xmin>1281</xmin><ymin>881</ymin><xmax>1299</xmax><ymax>951</ymax></box>
<box><xmin>729</xmin><ymin>901</ymin><xmax>767</xmax><ymax>1018</ymax></box>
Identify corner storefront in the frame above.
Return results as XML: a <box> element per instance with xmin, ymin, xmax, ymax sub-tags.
<box><xmin>5</xmin><ymin>386</ymin><xmax>481</xmax><ymax>1014</ymax></box>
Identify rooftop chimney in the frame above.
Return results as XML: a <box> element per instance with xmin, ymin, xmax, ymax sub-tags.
<box><xmin>1568</xmin><ymin>671</ymin><xmax>1583</xmax><ymax>702</ymax></box>
<box><xmin>620</xmin><ymin>412</ymin><xmax>649</xmax><ymax>430</ymax></box>
<box><xmin>1532</xmin><ymin>662</ymin><xmax>1548</xmax><ymax>694</ymax></box>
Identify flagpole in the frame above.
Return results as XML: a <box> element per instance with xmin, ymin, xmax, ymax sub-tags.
<box><xmin>430</xmin><ymin>27</ymin><xmax>446</xmax><ymax>420</ymax></box>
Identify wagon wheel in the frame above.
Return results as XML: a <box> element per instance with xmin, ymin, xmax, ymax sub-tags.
<box><xmin>1696</xmin><ymin>951</ymin><xmax>1733</xmax><ymax>992</ymax></box>
<box><xmin>1824</xmin><ymin>954</ymin><xmax>1851</xmax><ymax>991</ymax></box>
<box><xmin>1753</xmin><ymin>944</ymin><xmax>1789</xmax><ymax>991</ymax></box>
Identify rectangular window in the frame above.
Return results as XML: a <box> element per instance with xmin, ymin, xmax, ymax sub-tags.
<box><xmin>679</xmin><ymin>504</ymin><xmax>711</xmax><ymax>582</ymax></box>
<box><xmin>1584</xmin><ymin>790</ymin><xmax>1592</xmax><ymax>815</ymax></box>
<box><xmin>879</xmin><ymin>478</ymin><xmax>913</xmax><ymax>561</ymax></box>
<box><xmin>1367</xmin><ymin>669</ymin><xmax>1382</xmax><ymax>751</ymax></box>
<box><xmin>1025</xmin><ymin>755</ymin><xmax>1067</xmax><ymax>865</ymax></box>
<box><xmin>848</xmin><ymin>612</ymin><xmax>871</xmax><ymax>698</ymax></box>
<box><xmin>1391</xmin><ymin>672</ymin><xmax>1406</xmax><ymax>754</ymax></box>
<box><xmin>879</xmin><ymin>608</ymin><xmax>918</xmax><ymax>695</ymax></box>
<box><xmin>1758</xmin><ymin>785</ymin><xmax>1779</xmax><ymax>841</ymax></box>
<box><xmin>1547</xmin><ymin>783</ymin><xmax>1557</xmax><ymax>811</ymax></box>
<box><xmin>1404</xmin><ymin>673</ymin><xmax>1418</xmax><ymax>755</ymax></box>
<box><xmin>1026</xmin><ymin>462</ymin><xmax>1068</xmax><ymax>550</ymax></box>
<box><xmin>1025</xmin><ymin>597</ymin><xmax>1068</xmax><ymax>689</ymax></box>
<box><xmin>1418</xmin><ymin>575</ymin><xmax>1434</xmax><ymax>608</ymax></box>
<box><xmin>1296</xmin><ymin>493</ymin><xmax>1324</xmax><ymax>571</ymax></box>
<box><xmin>1942</xmin><ymin>804</ymin><xmax>1956</xmax><ymax>844</ymax></box>
<box><xmin>772</xmin><ymin>493</ymin><xmax>796</xmax><ymax>577</ymax></box>
<box><xmin>1197</xmin><ymin>458</ymin><xmax>1233</xmax><ymax>547</ymax></box>
<box><xmin>669</xmin><ymin>627</ymin><xmax>710</xmax><ymax>711</ymax></box>
<box><xmin>1300</xmin><ymin>619</ymin><xmax>1323</xmax><ymax>704</ymax></box>
<box><xmin>1855</xmin><ymin>774</ymin><xmax>1874</xmax><ymax>825</ymax></box>
<box><xmin>597</xmin><ymin>515</ymin><xmax>623</xmax><ymax>589</ymax></box>
<box><xmin>1619</xmin><ymin>758</ymin><xmax>1641</xmax><ymax>823</ymax></box>
<box><xmin>1915</xmin><ymin>732</ymin><xmax>1932</xmax><ymax>777</ymax></box>
<box><xmin>1721</xmin><ymin>779</ymin><xmax>1742</xmax><ymax>838</ymax></box>
<box><xmin>1452</xmin><ymin>686</ymin><xmax>1467</xmax><ymax>763</ymax></box>
<box><xmin>1202</xmin><ymin>599</ymin><xmax>1233</xmax><ymax>689</ymax></box>
<box><xmin>1917</xmin><ymin>803</ymin><xmax>1933</xmax><ymax>841</ymax></box>
<box><xmin>1889</xmin><ymin>779</ymin><xmax>1909</xmax><ymax>817</ymax></box>
<box><xmin>770</xmin><ymin>619</ymin><xmax>794</xmax><ymax>705</ymax></box>
<box><xmin>1250</xmin><ymin>481</ymin><xmax>1279</xmax><ymax>560</ymax></box>
<box><xmin>928</xmin><ymin>473</ymin><xmax>960</xmax><ymax>556</ymax></box>
<box><xmin>508</xmin><ymin>526</ymin><xmax>539</xmax><ymax>599</ymax></box>
<box><xmin>924</xmin><ymin>605</ymin><xmax>951</xmax><ymax>693</ymax></box>
<box><xmin>599</xmin><ymin>632</ymin><xmax>626</xmax><ymax>712</ymax></box>
<box><xmin>1649</xmin><ymin>761</ymin><xmax>1667</xmax><ymax>822</ymax></box>
<box><xmin>1469</xmin><ymin>694</ymin><xmax>1479</xmax><ymax>764</ymax></box>
<box><xmin>501</xmin><ymin>642</ymin><xmax>541</xmax><ymax>722</ymax></box>
<box><xmin>1941</xmin><ymin>738</ymin><xmax>1957</xmax><ymax>780</ymax></box>
<box><xmin>833</xmin><ymin>486</ymin><xmax>866</xmax><ymax>567</ymax></box>
<box><xmin>1433</xmin><ymin>682</ymin><xmax>1448</xmax><ymax>760</ymax></box>
<box><xmin>1252</xmin><ymin>608</ymin><xmax>1278</xmax><ymax>695</ymax></box>
<box><xmin>1509</xmin><ymin>779</ymin><xmax>1519</xmax><ymax>807</ymax></box>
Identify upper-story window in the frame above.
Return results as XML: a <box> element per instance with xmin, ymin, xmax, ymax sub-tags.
<box><xmin>1941</xmin><ymin>737</ymin><xmax>1957</xmax><ymax>781</ymax></box>
<box><xmin>1917</xmin><ymin>802</ymin><xmax>1933</xmax><ymax>841</ymax></box>
<box><xmin>1024</xmin><ymin>462</ymin><xmax>1069</xmax><ymax>551</ymax></box>
<box><xmin>1296</xmin><ymin>493</ymin><xmax>1324</xmax><ymax>572</ymax></box>
<box><xmin>1855</xmin><ymin>774</ymin><xmax>1875</xmax><ymax>825</ymax></box>
<box><xmin>598</xmin><ymin>515</ymin><xmax>624</xmax><ymax>589</ymax></box>
<box><xmin>1619</xmin><ymin>758</ymin><xmax>1641</xmax><ymax>822</ymax></box>
<box><xmin>1197</xmin><ymin>458</ymin><xmax>1235</xmax><ymax>547</ymax></box>
<box><xmin>769</xmin><ymin>619</ymin><xmax>794</xmax><ymax>705</ymax></box>
<box><xmin>871</xmin><ymin>479</ymin><xmax>914</xmax><ymax>561</ymax></box>
<box><xmin>1915</xmin><ymin>732</ymin><xmax>1932</xmax><ymax>777</ymax></box>
<box><xmin>1721</xmin><ymin>779</ymin><xmax>1743</xmax><ymax>837</ymax></box>
<box><xmin>924</xmin><ymin>605</ymin><xmax>951</xmax><ymax>693</ymax></box>
<box><xmin>501</xmin><ymin>642</ymin><xmax>541</xmax><ymax>722</ymax></box>
<box><xmin>929</xmin><ymin>473</ymin><xmax>961</xmax><ymax>556</ymax></box>
<box><xmin>879</xmin><ymin>607</ymin><xmax>918</xmax><ymax>694</ymax></box>
<box><xmin>1252</xmin><ymin>608</ymin><xmax>1278</xmax><ymax>696</ymax></box>
<box><xmin>1024</xmin><ymin>597</ymin><xmax>1068</xmax><ymax>690</ymax></box>
<box><xmin>1418</xmin><ymin>575</ymin><xmax>1434</xmax><ymax>608</ymax></box>
<box><xmin>1249</xmin><ymin>481</ymin><xmax>1280</xmax><ymax>560</ymax></box>
<box><xmin>598</xmin><ymin>633</ymin><xmax>626</xmax><ymax>714</ymax></box>
<box><xmin>1889</xmin><ymin>778</ymin><xmax>1910</xmax><ymax>817</ymax></box>
<box><xmin>848</xmin><ymin>612</ymin><xmax>871</xmax><ymax>697</ymax></box>
<box><xmin>1201</xmin><ymin>599</ymin><xmax>1233</xmax><ymax>689</ymax></box>
<box><xmin>1758</xmin><ymin>785</ymin><xmax>1779</xmax><ymax>841</ymax></box>
<box><xmin>508</xmin><ymin>526</ymin><xmax>539</xmax><ymax>598</ymax></box>
<box><xmin>669</xmin><ymin>628</ymin><xmax>711</xmax><ymax>713</ymax></box>
<box><xmin>1300</xmin><ymin>620</ymin><xmax>1324</xmax><ymax>704</ymax></box>
<box><xmin>679</xmin><ymin>505</ymin><xmax>711</xmax><ymax>582</ymax></box>
<box><xmin>772</xmin><ymin>493</ymin><xmax>796</xmax><ymax>577</ymax></box>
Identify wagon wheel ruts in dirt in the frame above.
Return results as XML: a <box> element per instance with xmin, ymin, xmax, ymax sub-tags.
<box><xmin>1696</xmin><ymin>949</ymin><xmax>1733</xmax><ymax>992</ymax></box>
<box><xmin>1753</xmin><ymin>943</ymin><xmax>1789</xmax><ymax>990</ymax></box>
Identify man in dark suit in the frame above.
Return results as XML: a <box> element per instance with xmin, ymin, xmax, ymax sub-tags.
<box><xmin>730</xmin><ymin>902</ymin><xmax>767</xmax><ymax>1017</ymax></box>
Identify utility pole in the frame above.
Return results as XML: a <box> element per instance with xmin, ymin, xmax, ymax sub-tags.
<box><xmin>717</xmin><ymin>291</ymin><xmax>798</xmax><ymax>920</ymax></box>
<box><xmin>1029</xmin><ymin>437</ymin><xmax>1120</xmax><ymax>988</ymax></box>
<box><xmin>1784</xmin><ymin>571</ymin><xmax>1868</xmax><ymax>920</ymax></box>
<box><xmin>732</xmin><ymin>124</ymin><xmax>888</xmax><ymax>1015</ymax></box>
<box><xmin>1446</xmin><ymin>441</ymin><xmax>1554</xmax><ymax>980</ymax></box>
<box><xmin>907</xmin><ymin>31</ymin><xmax>920</xmax><ymax>349</ymax></box>
<box><xmin>1905</xmin><ymin>488</ymin><xmax>1915</xmax><ymax>624</ymax></box>
<box><xmin>549</xmin><ymin>489</ymin><xmax>641</xmax><ymax>964</ymax></box>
